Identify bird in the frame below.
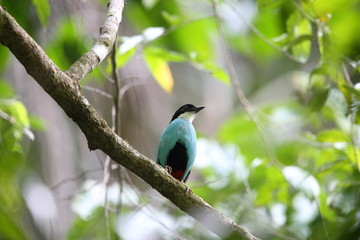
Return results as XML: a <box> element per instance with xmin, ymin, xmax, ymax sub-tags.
<box><xmin>157</xmin><ymin>104</ymin><xmax>204</xmax><ymax>183</ymax></box>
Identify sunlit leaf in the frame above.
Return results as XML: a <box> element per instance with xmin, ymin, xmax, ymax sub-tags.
<box><xmin>144</xmin><ymin>47</ymin><xmax>174</xmax><ymax>93</ymax></box>
<box><xmin>191</xmin><ymin>59</ymin><xmax>230</xmax><ymax>84</ymax></box>
<box><xmin>199</xmin><ymin>62</ymin><xmax>230</xmax><ymax>85</ymax></box>
<box><xmin>116</xmin><ymin>47</ymin><xmax>136</xmax><ymax>68</ymax></box>
<box><xmin>145</xmin><ymin>47</ymin><xmax>186</xmax><ymax>62</ymax></box>
<box><xmin>31</xmin><ymin>0</ymin><xmax>50</xmax><ymax>26</ymax></box>
<box><xmin>6</xmin><ymin>101</ymin><xmax>30</xmax><ymax>128</ymax></box>
<box><xmin>165</xmin><ymin>18</ymin><xmax>215</xmax><ymax>60</ymax></box>
<box><xmin>316</xmin><ymin>129</ymin><xmax>348</xmax><ymax>143</ymax></box>
<box><xmin>211</xmin><ymin>69</ymin><xmax>230</xmax><ymax>84</ymax></box>
<box><xmin>161</xmin><ymin>11</ymin><xmax>181</xmax><ymax>26</ymax></box>
<box><xmin>0</xmin><ymin>99</ymin><xmax>33</xmax><ymax>146</ymax></box>
<box><xmin>345</xmin><ymin>146</ymin><xmax>360</xmax><ymax>170</ymax></box>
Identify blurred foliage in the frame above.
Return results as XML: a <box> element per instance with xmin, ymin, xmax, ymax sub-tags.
<box><xmin>0</xmin><ymin>80</ymin><xmax>32</xmax><ymax>240</ymax></box>
<box><xmin>0</xmin><ymin>0</ymin><xmax>360</xmax><ymax>239</ymax></box>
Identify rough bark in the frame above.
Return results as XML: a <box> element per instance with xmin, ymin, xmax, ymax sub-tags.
<box><xmin>66</xmin><ymin>0</ymin><xmax>124</xmax><ymax>82</ymax></box>
<box><xmin>0</xmin><ymin>2</ymin><xmax>260</xmax><ymax>239</ymax></box>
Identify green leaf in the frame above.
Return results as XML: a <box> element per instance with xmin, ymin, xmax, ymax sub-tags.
<box><xmin>343</xmin><ymin>85</ymin><xmax>360</xmax><ymax>100</ymax></box>
<box><xmin>345</xmin><ymin>146</ymin><xmax>360</xmax><ymax>170</ymax></box>
<box><xmin>218</xmin><ymin>113</ymin><xmax>265</xmax><ymax>160</ymax></box>
<box><xmin>285</xmin><ymin>12</ymin><xmax>312</xmax><ymax>62</ymax></box>
<box><xmin>2</xmin><ymin>127</ymin><xmax>21</xmax><ymax>152</ymax></box>
<box><xmin>309</xmin><ymin>88</ymin><xmax>330</xmax><ymax>112</ymax></box>
<box><xmin>165</xmin><ymin>18</ymin><xmax>216</xmax><ymax>61</ymax></box>
<box><xmin>116</xmin><ymin>47</ymin><xmax>136</xmax><ymax>68</ymax></box>
<box><xmin>318</xmin><ymin>192</ymin><xmax>337</xmax><ymax>221</ymax></box>
<box><xmin>200</xmin><ymin>62</ymin><xmax>230</xmax><ymax>85</ymax></box>
<box><xmin>191</xmin><ymin>59</ymin><xmax>230</xmax><ymax>85</ymax></box>
<box><xmin>0</xmin><ymin>47</ymin><xmax>9</xmax><ymax>73</ymax></box>
<box><xmin>29</xmin><ymin>115</ymin><xmax>46</xmax><ymax>131</ymax></box>
<box><xmin>31</xmin><ymin>0</ymin><xmax>51</xmax><ymax>26</ymax></box>
<box><xmin>0</xmin><ymin>80</ymin><xmax>14</xmax><ymax>98</ymax></box>
<box><xmin>6</xmin><ymin>101</ymin><xmax>30</xmax><ymax>128</ymax></box>
<box><xmin>316</xmin><ymin>129</ymin><xmax>348</xmax><ymax>143</ymax></box>
<box><xmin>161</xmin><ymin>11</ymin><xmax>181</xmax><ymax>26</ymax></box>
<box><xmin>144</xmin><ymin>47</ymin><xmax>174</xmax><ymax>93</ymax></box>
<box><xmin>310</xmin><ymin>67</ymin><xmax>330</xmax><ymax>90</ymax></box>
<box><xmin>145</xmin><ymin>47</ymin><xmax>186</xmax><ymax>62</ymax></box>
<box><xmin>0</xmin><ymin>209</ymin><xmax>27</xmax><ymax>240</ymax></box>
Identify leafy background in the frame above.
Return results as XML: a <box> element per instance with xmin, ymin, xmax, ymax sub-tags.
<box><xmin>0</xmin><ymin>0</ymin><xmax>359</xmax><ymax>239</ymax></box>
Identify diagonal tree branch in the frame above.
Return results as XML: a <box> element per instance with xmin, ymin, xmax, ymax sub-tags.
<box><xmin>0</xmin><ymin>2</ymin><xmax>259</xmax><ymax>240</ymax></box>
<box><xmin>65</xmin><ymin>0</ymin><xmax>124</xmax><ymax>82</ymax></box>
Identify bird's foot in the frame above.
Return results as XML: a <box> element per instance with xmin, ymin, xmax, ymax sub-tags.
<box><xmin>182</xmin><ymin>182</ymin><xmax>192</xmax><ymax>194</ymax></box>
<box><xmin>165</xmin><ymin>165</ymin><xmax>172</xmax><ymax>174</ymax></box>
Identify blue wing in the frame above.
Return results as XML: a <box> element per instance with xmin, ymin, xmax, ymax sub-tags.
<box><xmin>157</xmin><ymin>118</ymin><xmax>196</xmax><ymax>181</ymax></box>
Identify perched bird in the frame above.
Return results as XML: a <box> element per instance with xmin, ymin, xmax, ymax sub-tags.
<box><xmin>157</xmin><ymin>104</ymin><xmax>204</xmax><ymax>183</ymax></box>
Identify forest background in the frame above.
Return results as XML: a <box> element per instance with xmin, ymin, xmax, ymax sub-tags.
<box><xmin>0</xmin><ymin>0</ymin><xmax>359</xmax><ymax>239</ymax></box>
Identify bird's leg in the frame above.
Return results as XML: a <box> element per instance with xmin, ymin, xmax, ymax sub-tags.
<box><xmin>182</xmin><ymin>182</ymin><xmax>192</xmax><ymax>194</ymax></box>
<box><xmin>165</xmin><ymin>165</ymin><xmax>172</xmax><ymax>174</ymax></box>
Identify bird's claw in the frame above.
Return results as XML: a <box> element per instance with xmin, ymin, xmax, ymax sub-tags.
<box><xmin>183</xmin><ymin>182</ymin><xmax>192</xmax><ymax>194</ymax></box>
<box><xmin>165</xmin><ymin>165</ymin><xmax>172</xmax><ymax>174</ymax></box>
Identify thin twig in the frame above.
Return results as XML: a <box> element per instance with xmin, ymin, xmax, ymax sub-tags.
<box><xmin>51</xmin><ymin>168</ymin><xmax>102</xmax><ymax>190</ymax></box>
<box><xmin>118</xmin><ymin>177</ymin><xmax>190</xmax><ymax>240</ymax></box>
<box><xmin>227</xmin><ymin>1</ymin><xmax>305</xmax><ymax>64</ymax></box>
<box><xmin>290</xmin><ymin>0</ymin><xmax>316</xmax><ymax>22</ymax></box>
<box><xmin>342</xmin><ymin>63</ymin><xmax>353</xmax><ymax>87</ymax></box>
<box><xmin>103</xmin><ymin>156</ymin><xmax>112</xmax><ymax>240</ymax></box>
<box><xmin>82</xmin><ymin>85</ymin><xmax>113</xmax><ymax>99</ymax></box>
<box><xmin>111</xmin><ymin>42</ymin><xmax>121</xmax><ymax>134</ymax></box>
<box><xmin>211</xmin><ymin>0</ymin><xmax>283</xmax><ymax>169</ymax></box>
<box><xmin>110</xmin><ymin>39</ymin><xmax>126</xmax><ymax>235</ymax></box>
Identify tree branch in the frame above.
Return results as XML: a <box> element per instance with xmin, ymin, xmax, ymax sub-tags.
<box><xmin>0</xmin><ymin>2</ymin><xmax>259</xmax><ymax>240</ymax></box>
<box><xmin>66</xmin><ymin>0</ymin><xmax>124</xmax><ymax>82</ymax></box>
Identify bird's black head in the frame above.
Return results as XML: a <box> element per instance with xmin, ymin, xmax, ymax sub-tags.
<box><xmin>170</xmin><ymin>104</ymin><xmax>205</xmax><ymax>123</ymax></box>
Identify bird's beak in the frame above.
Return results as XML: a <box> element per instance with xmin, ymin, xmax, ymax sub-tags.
<box><xmin>194</xmin><ymin>106</ymin><xmax>205</xmax><ymax>113</ymax></box>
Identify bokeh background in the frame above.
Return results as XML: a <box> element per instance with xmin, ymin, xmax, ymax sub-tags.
<box><xmin>0</xmin><ymin>0</ymin><xmax>360</xmax><ymax>239</ymax></box>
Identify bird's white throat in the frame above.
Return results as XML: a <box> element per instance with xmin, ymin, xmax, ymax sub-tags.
<box><xmin>178</xmin><ymin>112</ymin><xmax>197</xmax><ymax>123</ymax></box>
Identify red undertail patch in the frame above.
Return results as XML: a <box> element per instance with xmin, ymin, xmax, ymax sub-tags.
<box><xmin>171</xmin><ymin>170</ymin><xmax>184</xmax><ymax>181</ymax></box>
